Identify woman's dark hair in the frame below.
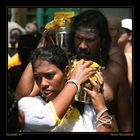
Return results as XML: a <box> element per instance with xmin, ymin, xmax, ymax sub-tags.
<box><xmin>30</xmin><ymin>45</ymin><xmax>69</xmax><ymax>72</ymax></box>
<box><xmin>68</xmin><ymin>10</ymin><xmax>111</xmax><ymax>67</ymax></box>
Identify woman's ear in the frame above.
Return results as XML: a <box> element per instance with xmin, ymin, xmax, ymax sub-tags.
<box><xmin>64</xmin><ymin>65</ymin><xmax>71</xmax><ymax>80</ymax></box>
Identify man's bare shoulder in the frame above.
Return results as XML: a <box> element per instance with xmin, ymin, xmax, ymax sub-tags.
<box><xmin>110</xmin><ymin>51</ymin><xmax>126</xmax><ymax>65</ymax></box>
<box><xmin>106</xmin><ymin>60</ymin><xmax>125</xmax><ymax>77</ymax></box>
<box><xmin>109</xmin><ymin>45</ymin><xmax>123</xmax><ymax>56</ymax></box>
<box><xmin>109</xmin><ymin>46</ymin><xmax>127</xmax><ymax>73</ymax></box>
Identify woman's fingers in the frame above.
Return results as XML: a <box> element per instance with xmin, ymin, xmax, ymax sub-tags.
<box><xmin>89</xmin><ymin>73</ymin><xmax>104</xmax><ymax>94</ymax></box>
<box><xmin>83</xmin><ymin>60</ymin><xmax>94</xmax><ymax>68</ymax></box>
<box><xmin>78</xmin><ymin>59</ymin><xmax>85</xmax><ymax>64</ymax></box>
<box><xmin>95</xmin><ymin>71</ymin><xmax>104</xmax><ymax>85</ymax></box>
<box><xmin>83</xmin><ymin>87</ymin><xmax>92</xmax><ymax>96</ymax></box>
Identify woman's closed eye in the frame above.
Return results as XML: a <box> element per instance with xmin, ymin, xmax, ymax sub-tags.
<box><xmin>34</xmin><ymin>74</ymin><xmax>42</xmax><ymax>81</ymax></box>
<box><xmin>44</xmin><ymin>72</ymin><xmax>55</xmax><ymax>80</ymax></box>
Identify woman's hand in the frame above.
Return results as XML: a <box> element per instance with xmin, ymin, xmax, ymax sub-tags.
<box><xmin>83</xmin><ymin>71</ymin><xmax>106</xmax><ymax>113</ymax></box>
<box><xmin>70</xmin><ymin>59</ymin><xmax>96</xmax><ymax>85</ymax></box>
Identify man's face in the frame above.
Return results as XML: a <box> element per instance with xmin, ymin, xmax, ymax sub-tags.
<box><xmin>74</xmin><ymin>27</ymin><xmax>101</xmax><ymax>61</ymax></box>
<box><xmin>33</xmin><ymin>59</ymin><xmax>66</xmax><ymax>101</ymax></box>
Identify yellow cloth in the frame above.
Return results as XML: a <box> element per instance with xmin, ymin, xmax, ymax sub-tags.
<box><xmin>49</xmin><ymin>101</ymin><xmax>61</xmax><ymax>124</ymax></box>
<box><xmin>60</xmin><ymin>105</ymin><xmax>80</xmax><ymax>125</ymax></box>
<box><xmin>8</xmin><ymin>53</ymin><xmax>21</xmax><ymax>69</ymax></box>
<box><xmin>51</xmin><ymin>105</ymin><xmax>81</xmax><ymax>132</ymax></box>
<box><xmin>49</xmin><ymin>101</ymin><xmax>80</xmax><ymax>125</ymax></box>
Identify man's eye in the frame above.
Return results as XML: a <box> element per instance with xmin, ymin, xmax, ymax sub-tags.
<box><xmin>75</xmin><ymin>35</ymin><xmax>82</xmax><ymax>40</ymax></box>
<box><xmin>87</xmin><ymin>38</ymin><xmax>95</xmax><ymax>42</ymax></box>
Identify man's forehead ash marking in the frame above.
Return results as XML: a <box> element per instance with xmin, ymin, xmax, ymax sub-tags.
<box><xmin>76</xmin><ymin>28</ymin><xmax>98</xmax><ymax>36</ymax></box>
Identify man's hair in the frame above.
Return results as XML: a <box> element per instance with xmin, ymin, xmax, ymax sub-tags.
<box><xmin>68</xmin><ymin>10</ymin><xmax>111</xmax><ymax>66</ymax></box>
<box><xmin>30</xmin><ymin>45</ymin><xmax>69</xmax><ymax>72</ymax></box>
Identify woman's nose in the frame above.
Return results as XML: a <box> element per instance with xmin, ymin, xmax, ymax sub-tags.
<box><xmin>40</xmin><ymin>77</ymin><xmax>49</xmax><ymax>88</ymax></box>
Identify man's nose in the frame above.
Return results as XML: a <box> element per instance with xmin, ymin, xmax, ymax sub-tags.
<box><xmin>79</xmin><ymin>40</ymin><xmax>88</xmax><ymax>49</ymax></box>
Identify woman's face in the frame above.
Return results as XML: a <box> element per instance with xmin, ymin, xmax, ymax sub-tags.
<box><xmin>33</xmin><ymin>59</ymin><xmax>66</xmax><ymax>101</ymax></box>
<box><xmin>74</xmin><ymin>27</ymin><xmax>101</xmax><ymax>61</ymax></box>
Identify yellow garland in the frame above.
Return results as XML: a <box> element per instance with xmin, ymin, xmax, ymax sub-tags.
<box><xmin>45</xmin><ymin>12</ymin><xmax>75</xmax><ymax>30</ymax></box>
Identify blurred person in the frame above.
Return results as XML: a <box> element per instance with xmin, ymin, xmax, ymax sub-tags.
<box><xmin>7</xmin><ymin>89</ymin><xmax>24</xmax><ymax>133</ymax></box>
<box><xmin>8</xmin><ymin>21</ymin><xmax>26</xmax><ymax>37</ymax></box>
<box><xmin>107</xmin><ymin>16</ymin><xmax>122</xmax><ymax>47</ymax></box>
<box><xmin>8</xmin><ymin>9</ymin><xmax>26</xmax><ymax>47</ymax></box>
<box><xmin>7</xmin><ymin>89</ymin><xmax>19</xmax><ymax>132</ymax></box>
<box><xmin>17</xmin><ymin>21</ymin><xmax>42</xmax><ymax>71</ymax></box>
<box><xmin>118</xmin><ymin>18</ymin><xmax>132</xmax><ymax>88</ymax></box>
<box><xmin>106</xmin><ymin>16</ymin><xmax>128</xmax><ymax>77</ymax></box>
<box><xmin>25</xmin><ymin>21</ymin><xmax>40</xmax><ymax>35</ymax></box>
<box><xmin>18</xmin><ymin>45</ymin><xmax>113</xmax><ymax>132</ymax></box>
<box><xmin>8</xmin><ymin>28</ymin><xmax>23</xmax><ymax>92</ymax></box>
<box><xmin>8</xmin><ymin>28</ymin><xmax>22</xmax><ymax>70</ymax></box>
<box><xmin>8</xmin><ymin>10</ymin><xmax>26</xmax><ymax>92</ymax></box>
<box><xmin>8</xmin><ymin>28</ymin><xmax>23</xmax><ymax>57</ymax></box>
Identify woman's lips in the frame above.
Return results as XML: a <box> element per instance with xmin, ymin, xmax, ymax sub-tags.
<box><xmin>43</xmin><ymin>90</ymin><xmax>56</xmax><ymax>98</ymax></box>
<box><xmin>44</xmin><ymin>90</ymin><xmax>53</xmax><ymax>95</ymax></box>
